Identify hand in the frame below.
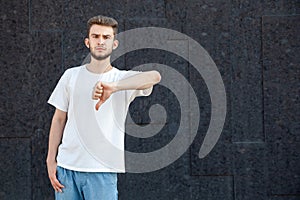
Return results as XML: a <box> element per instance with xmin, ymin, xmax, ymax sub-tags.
<box><xmin>92</xmin><ymin>81</ymin><xmax>116</xmax><ymax>110</ymax></box>
<box><xmin>47</xmin><ymin>160</ymin><xmax>64</xmax><ymax>193</ymax></box>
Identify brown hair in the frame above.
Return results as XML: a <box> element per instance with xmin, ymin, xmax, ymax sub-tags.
<box><xmin>87</xmin><ymin>15</ymin><xmax>118</xmax><ymax>37</ymax></box>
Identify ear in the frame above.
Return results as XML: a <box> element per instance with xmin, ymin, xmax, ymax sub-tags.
<box><xmin>84</xmin><ymin>38</ymin><xmax>90</xmax><ymax>48</ymax></box>
<box><xmin>113</xmin><ymin>39</ymin><xmax>119</xmax><ymax>50</ymax></box>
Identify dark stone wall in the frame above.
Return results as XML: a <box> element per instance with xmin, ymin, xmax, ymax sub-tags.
<box><xmin>1</xmin><ymin>0</ymin><xmax>299</xmax><ymax>199</ymax></box>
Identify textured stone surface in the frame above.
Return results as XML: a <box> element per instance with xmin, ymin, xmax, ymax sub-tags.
<box><xmin>263</xmin><ymin>0</ymin><xmax>300</xmax><ymax>15</ymax></box>
<box><xmin>190</xmin><ymin>176</ymin><xmax>234</xmax><ymax>200</ymax></box>
<box><xmin>233</xmin><ymin>143</ymin><xmax>267</xmax><ymax>200</ymax></box>
<box><xmin>1</xmin><ymin>0</ymin><xmax>299</xmax><ymax>199</ymax></box>
<box><xmin>118</xmin><ymin>170</ymin><xmax>170</xmax><ymax>200</ymax></box>
<box><xmin>125</xmin><ymin>49</ymin><xmax>188</xmax><ymax>124</ymax></box>
<box><xmin>31</xmin><ymin>129</ymin><xmax>53</xmax><ymax>200</ymax></box>
<box><xmin>0</xmin><ymin>138</ymin><xmax>31</xmax><ymax>200</ymax></box>
<box><xmin>63</xmin><ymin>0</ymin><xmax>125</xmax><ymax>31</ymax></box>
<box><xmin>185</xmin><ymin>0</ymin><xmax>232</xmax><ymax>176</ymax></box>
<box><xmin>270</xmin><ymin>197</ymin><xmax>300</xmax><ymax>200</ymax></box>
<box><xmin>268</xmin><ymin>142</ymin><xmax>300</xmax><ymax>195</ymax></box>
<box><xmin>230</xmin><ymin>0</ymin><xmax>264</xmax><ymax>142</ymax></box>
<box><xmin>29</xmin><ymin>31</ymin><xmax>62</xmax><ymax>200</ymax></box>
<box><xmin>0</xmin><ymin>35</ymin><xmax>33</xmax><ymax>137</ymax></box>
<box><xmin>29</xmin><ymin>31</ymin><xmax>63</xmax><ymax>131</ymax></box>
<box><xmin>191</xmin><ymin>141</ymin><xmax>233</xmax><ymax>175</ymax></box>
<box><xmin>0</xmin><ymin>0</ymin><xmax>32</xmax><ymax>137</ymax></box>
<box><xmin>63</xmin><ymin>31</ymin><xmax>89</xmax><ymax>68</ymax></box>
<box><xmin>262</xmin><ymin>15</ymin><xmax>300</xmax><ymax>143</ymax></box>
<box><xmin>126</xmin><ymin>0</ymin><xmax>166</xmax><ymax>19</ymax></box>
<box><xmin>30</xmin><ymin>0</ymin><xmax>64</xmax><ymax>30</ymax></box>
<box><xmin>230</xmin><ymin>0</ymin><xmax>300</xmax><ymax>143</ymax></box>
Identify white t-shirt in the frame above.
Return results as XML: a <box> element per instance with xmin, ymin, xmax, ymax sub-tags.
<box><xmin>48</xmin><ymin>65</ymin><xmax>152</xmax><ymax>173</ymax></box>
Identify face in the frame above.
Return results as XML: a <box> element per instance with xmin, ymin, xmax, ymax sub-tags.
<box><xmin>85</xmin><ymin>24</ymin><xmax>118</xmax><ymax>61</ymax></box>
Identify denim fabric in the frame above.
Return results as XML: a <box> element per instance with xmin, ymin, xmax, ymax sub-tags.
<box><xmin>55</xmin><ymin>166</ymin><xmax>118</xmax><ymax>200</ymax></box>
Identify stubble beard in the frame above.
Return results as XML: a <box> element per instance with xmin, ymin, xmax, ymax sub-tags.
<box><xmin>90</xmin><ymin>48</ymin><xmax>112</xmax><ymax>61</ymax></box>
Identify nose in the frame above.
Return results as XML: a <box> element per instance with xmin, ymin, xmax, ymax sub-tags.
<box><xmin>98</xmin><ymin>37</ymin><xmax>105</xmax><ymax>45</ymax></box>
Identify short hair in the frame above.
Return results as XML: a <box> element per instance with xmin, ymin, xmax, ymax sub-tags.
<box><xmin>87</xmin><ymin>15</ymin><xmax>118</xmax><ymax>37</ymax></box>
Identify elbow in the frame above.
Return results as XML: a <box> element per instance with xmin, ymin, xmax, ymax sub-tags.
<box><xmin>153</xmin><ymin>70</ymin><xmax>161</xmax><ymax>84</ymax></box>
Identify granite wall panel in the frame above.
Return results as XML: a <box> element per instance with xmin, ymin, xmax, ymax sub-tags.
<box><xmin>1</xmin><ymin>0</ymin><xmax>32</xmax><ymax>138</ymax></box>
<box><xmin>184</xmin><ymin>0</ymin><xmax>232</xmax><ymax>176</ymax></box>
<box><xmin>230</xmin><ymin>0</ymin><xmax>264</xmax><ymax>142</ymax></box>
<box><xmin>120</xmin><ymin>154</ymin><xmax>232</xmax><ymax>200</ymax></box>
<box><xmin>190</xmin><ymin>176</ymin><xmax>234</xmax><ymax>200</ymax></box>
<box><xmin>262</xmin><ymin>15</ymin><xmax>300</xmax><ymax>143</ymax></box>
<box><xmin>263</xmin><ymin>0</ymin><xmax>300</xmax><ymax>15</ymax></box>
<box><xmin>30</xmin><ymin>0</ymin><xmax>64</xmax><ymax>30</ymax></box>
<box><xmin>165</xmin><ymin>0</ymin><xmax>186</xmax><ymax>32</ymax></box>
<box><xmin>122</xmin><ymin>18</ymin><xmax>190</xmax><ymax>126</ymax></box>
<box><xmin>31</xmin><ymin>129</ymin><xmax>53</xmax><ymax>200</ymax></box>
<box><xmin>63</xmin><ymin>0</ymin><xmax>126</xmax><ymax>31</ymax></box>
<box><xmin>62</xmin><ymin>31</ymin><xmax>90</xmax><ymax>69</ymax></box>
<box><xmin>0</xmin><ymin>33</ymin><xmax>32</xmax><ymax>137</ymax></box>
<box><xmin>118</xmin><ymin>170</ymin><xmax>170</xmax><ymax>200</ymax></box>
<box><xmin>29</xmin><ymin>31</ymin><xmax>63</xmax><ymax>132</ymax></box>
<box><xmin>124</xmin><ymin>49</ymin><xmax>182</xmax><ymax>126</ymax></box>
<box><xmin>1</xmin><ymin>0</ymin><xmax>299</xmax><ymax>199</ymax></box>
<box><xmin>125</xmin><ymin>18</ymin><xmax>169</xmax><ymax>32</ymax></box>
<box><xmin>183</xmin><ymin>0</ymin><xmax>231</xmax><ymax>142</ymax></box>
<box><xmin>29</xmin><ymin>31</ymin><xmax>63</xmax><ymax>199</ymax></box>
<box><xmin>165</xmin><ymin>153</ymin><xmax>193</xmax><ymax>200</ymax></box>
<box><xmin>0</xmin><ymin>138</ymin><xmax>31</xmax><ymax>200</ymax></box>
<box><xmin>2</xmin><ymin>0</ymin><xmax>29</xmax><ymax>32</ymax></box>
<box><xmin>191</xmin><ymin>141</ymin><xmax>233</xmax><ymax>175</ymax></box>
<box><xmin>233</xmin><ymin>143</ymin><xmax>267</xmax><ymax>200</ymax></box>
<box><xmin>30</xmin><ymin>0</ymin><xmax>127</xmax><ymax>31</ymax></box>
<box><xmin>230</xmin><ymin>0</ymin><xmax>300</xmax><ymax>143</ymax></box>
<box><xmin>268</xmin><ymin>142</ymin><xmax>300</xmax><ymax>195</ymax></box>
<box><xmin>270</xmin><ymin>197</ymin><xmax>300</xmax><ymax>200</ymax></box>
<box><xmin>126</xmin><ymin>0</ymin><xmax>166</xmax><ymax>19</ymax></box>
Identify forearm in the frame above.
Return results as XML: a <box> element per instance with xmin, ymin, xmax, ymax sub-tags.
<box><xmin>46</xmin><ymin>113</ymin><xmax>66</xmax><ymax>163</ymax></box>
<box><xmin>114</xmin><ymin>70</ymin><xmax>161</xmax><ymax>92</ymax></box>
<box><xmin>93</xmin><ymin>70</ymin><xmax>161</xmax><ymax>110</ymax></box>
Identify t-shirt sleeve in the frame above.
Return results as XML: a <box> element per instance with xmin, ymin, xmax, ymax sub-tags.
<box><xmin>47</xmin><ymin>70</ymin><xmax>71</xmax><ymax>112</ymax></box>
<box><xmin>118</xmin><ymin>70</ymin><xmax>153</xmax><ymax>103</ymax></box>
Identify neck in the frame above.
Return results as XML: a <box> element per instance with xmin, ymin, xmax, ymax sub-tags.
<box><xmin>86</xmin><ymin>56</ymin><xmax>112</xmax><ymax>74</ymax></box>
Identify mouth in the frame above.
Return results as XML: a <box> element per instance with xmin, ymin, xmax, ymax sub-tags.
<box><xmin>95</xmin><ymin>46</ymin><xmax>106</xmax><ymax>51</ymax></box>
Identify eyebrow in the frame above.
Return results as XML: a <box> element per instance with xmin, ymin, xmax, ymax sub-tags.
<box><xmin>90</xmin><ymin>33</ymin><xmax>112</xmax><ymax>37</ymax></box>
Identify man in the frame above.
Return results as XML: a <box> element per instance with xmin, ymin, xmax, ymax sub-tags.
<box><xmin>46</xmin><ymin>15</ymin><xmax>161</xmax><ymax>199</ymax></box>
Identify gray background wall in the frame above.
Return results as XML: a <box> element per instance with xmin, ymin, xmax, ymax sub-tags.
<box><xmin>1</xmin><ymin>0</ymin><xmax>299</xmax><ymax>199</ymax></box>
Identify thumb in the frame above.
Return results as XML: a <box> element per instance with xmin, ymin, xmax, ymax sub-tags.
<box><xmin>95</xmin><ymin>99</ymin><xmax>104</xmax><ymax>111</ymax></box>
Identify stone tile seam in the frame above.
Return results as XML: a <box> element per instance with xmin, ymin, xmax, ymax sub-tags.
<box><xmin>233</xmin><ymin>141</ymin><xmax>265</xmax><ymax>144</ymax></box>
<box><xmin>0</xmin><ymin>136</ymin><xmax>31</xmax><ymax>139</ymax></box>
<box><xmin>28</xmin><ymin>0</ymin><xmax>31</xmax><ymax>32</ymax></box>
<box><xmin>126</xmin><ymin>17</ymin><xmax>168</xmax><ymax>20</ymax></box>
<box><xmin>262</xmin><ymin>14</ymin><xmax>300</xmax><ymax>18</ymax></box>
<box><xmin>271</xmin><ymin>194</ymin><xmax>300</xmax><ymax>197</ymax></box>
<box><xmin>261</xmin><ymin>14</ymin><xmax>267</xmax><ymax>145</ymax></box>
<box><xmin>191</xmin><ymin>174</ymin><xmax>234</xmax><ymax>177</ymax></box>
<box><xmin>29</xmin><ymin>29</ymin><xmax>64</xmax><ymax>33</ymax></box>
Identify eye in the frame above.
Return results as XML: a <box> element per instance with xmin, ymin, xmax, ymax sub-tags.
<box><xmin>103</xmin><ymin>35</ymin><xmax>111</xmax><ymax>40</ymax></box>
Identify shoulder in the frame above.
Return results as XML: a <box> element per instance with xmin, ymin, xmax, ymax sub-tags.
<box><xmin>62</xmin><ymin>66</ymin><xmax>82</xmax><ymax>77</ymax></box>
<box><xmin>57</xmin><ymin>66</ymin><xmax>82</xmax><ymax>83</ymax></box>
<box><xmin>64</xmin><ymin>66</ymin><xmax>82</xmax><ymax>74</ymax></box>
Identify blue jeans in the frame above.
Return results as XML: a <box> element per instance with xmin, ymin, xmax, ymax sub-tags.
<box><xmin>55</xmin><ymin>166</ymin><xmax>118</xmax><ymax>200</ymax></box>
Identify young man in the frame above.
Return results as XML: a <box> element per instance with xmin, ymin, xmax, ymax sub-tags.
<box><xmin>46</xmin><ymin>15</ymin><xmax>161</xmax><ymax>199</ymax></box>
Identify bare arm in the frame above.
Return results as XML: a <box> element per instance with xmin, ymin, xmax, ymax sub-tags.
<box><xmin>46</xmin><ymin>109</ymin><xmax>67</xmax><ymax>193</ymax></box>
<box><xmin>114</xmin><ymin>70</ymin><xmax>161</xmax><ymax>91</ymax></box>
<box><xmin>93</xmin><ymin>70</ymin><xmax>161</xmax><ymax>110</ymax></box>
